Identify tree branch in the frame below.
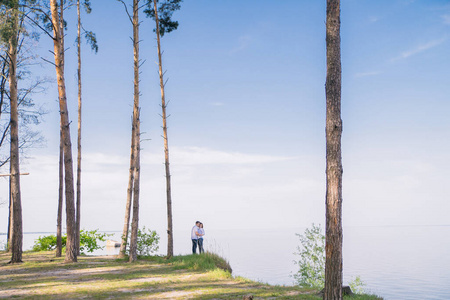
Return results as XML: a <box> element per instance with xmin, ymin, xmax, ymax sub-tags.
<box><xmin>117</xmin><ymin>0</ymin><xmax>133</xmax><ymax>24</ymax></box>
<box><xmin>22</xmin><ymin>13</ymin><xmax>55</xmax><ymax>41</ymax></box>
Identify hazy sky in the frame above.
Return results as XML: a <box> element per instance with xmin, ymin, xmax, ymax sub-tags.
<box><xmin>1</xmin><ymin>0</ymin><xmax>449</xmax><ymax>239</ymax></box>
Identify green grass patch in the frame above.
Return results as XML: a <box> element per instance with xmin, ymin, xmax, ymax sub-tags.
<box><xmin>0</xmin><ymin>251</ymin><xmax>381</xmax><ymax>299</ymax></box>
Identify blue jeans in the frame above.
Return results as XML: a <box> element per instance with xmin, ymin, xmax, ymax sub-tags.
<box><xmin>192</xmin><ymin>239</ymin><xmax>198</xmax><ymax>254</ymax></box>
<box><xmin>198</xmin><ymin>238</ymin><xmax>204</xmax><ymax>254</ymax></box>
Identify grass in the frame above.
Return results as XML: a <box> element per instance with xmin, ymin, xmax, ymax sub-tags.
<box><xmin>0</xmin><ymin>251</ymin><xmax>382</xmax><ymax>299</ymax></box>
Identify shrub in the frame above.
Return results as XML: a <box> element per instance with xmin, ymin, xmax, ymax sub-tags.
<box><xmin>294</xmin><ymin>224</ymin><xmax>366</xmax><ymax>294</ymax></box>
<box><xmin>79</xmin><ymin>229</ymin><xmax>110</xmax><ymax>254</ymax></box>
<box><xmin>125</xmin><ymin>227</ymin><xmax>160</xmax><ymax>256</ymax></box>
<box><xmin>349</xmin><ymin>275</ymin><xmax>366</xmax><ymax>294</ymax></box>
<box><xmin>293</xmin><ymin>224</ymin><xmax>325</xmax><ymax>289</ymax></box>
<box><xmin>32</xmin><ymin>229</ymin><xmax>110</xmax><ymax>254</ymax></box>
<box><xmin>136</xmin><ymin>227</ymin><xmax>160</xmax><ymax>256</ymax></box>
<box><xmin>32</xmin><ymin>234</ymin><xmax>64</xmax><ymax>252</ymax></box>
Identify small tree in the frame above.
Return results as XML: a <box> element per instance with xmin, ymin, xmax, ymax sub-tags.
<box><xmin>294</xmin><ymin>225</ymin><xmax>366</xmax><ymax>295</ymax></box>
<box><xmin>294</xmin><ymin>224</ymin><xmax>325</xmax><ymax>289</ymax></box>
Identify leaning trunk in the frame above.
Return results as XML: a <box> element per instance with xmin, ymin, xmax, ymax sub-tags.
<box><xmin>153</xmin><ymin>0</ymin><xmax>174</xmax><ymax>259</ymax></box>
<box><xmin>75</xmin><ymin>0</ymin><xmax>82</xmax><ymax>256</ymax></box>
<box><xmin>56</xmin><ymin>128</ymin><xmax>64</xmax><ymax>257</ymax></box>
<box><xmin>50</xmin><ymin>0</ymin><xmax>77</xmax><ymax>263</ymax></box>
<box><xmin>128</xmin><ymin>0</ymin><xmax>141</xmax><ymax>263</ymax></box>
<box><xmin>8</xmin><ymin>2</ymin><xmax>23</xmax><ymax>264</ymax></box>
<box><xmin>324</xmin><ymin>0</ymin><xmax>343</xmax><ymax>299</ymax></box>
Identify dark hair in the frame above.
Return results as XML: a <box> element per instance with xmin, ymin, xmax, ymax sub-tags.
<box><xmin>196</xmin><ymin>221</ymin><xmax>200</xmax><ymax>224</ymax></box>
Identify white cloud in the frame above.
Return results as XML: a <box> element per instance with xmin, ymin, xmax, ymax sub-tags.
<box><xmin>355</xmin><ymin>71</ymin><xmax>382</xmax><ymax>78</ymax></box>
<box><xmin>167</xmin><ymin>146</ymin><xmax>297</xmax><ymax>165</ymax></box>
<box><xmin>84</xmin><ymin>152</ymin><xmax>128</xmax><ymax>166</ymax></box>
<box><xmin>0</xmin><ymin>148</ymin><xmax>318</xmax><ymax>233</ymax></box>
<box><xmin>210</xmin><ymin>102</ymin><xmax>225</xmax><ymax>107</ymax></box>
<box><xmin>23</xmin><ymin>148</ymin><xmax>295</xmax><ymax>174</ymax></box>
<box><xmin>392</xmin><ymin>38</ymin><xmax>446</xmax><ymax>61</ymax></box>
<box><xmin>140</xmin><ymin>146</ymin><xmax>296</xmax><ymax>166</ymax></box>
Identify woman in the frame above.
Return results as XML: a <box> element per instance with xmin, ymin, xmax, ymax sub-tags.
<box><xmin>198</xmin><ymin>223</ymin><xmax>205</xmax><ymax>254</ymax></box>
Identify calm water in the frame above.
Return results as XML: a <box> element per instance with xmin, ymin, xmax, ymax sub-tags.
<box><xmin>2</xmin><ymin>225</ymin><xmax>449</xmax><ymax>300</ymax></box>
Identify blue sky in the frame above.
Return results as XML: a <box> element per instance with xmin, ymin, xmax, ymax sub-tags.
<box><xmin>1</xmin><ymin>0</ymin><xmax>449</xmax><ymax>240</ymax></box>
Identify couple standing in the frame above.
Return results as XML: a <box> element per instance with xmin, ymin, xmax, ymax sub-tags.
<box><xmin>191</xmin><ymin>221</ymin><xmax>205</xmax><ymax>254</ymax></box>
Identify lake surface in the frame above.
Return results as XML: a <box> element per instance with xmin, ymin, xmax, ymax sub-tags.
<box><xmin>2</xmin><ymin>225</ymin><xmax>449</xmax><ymax>300</ymax></box>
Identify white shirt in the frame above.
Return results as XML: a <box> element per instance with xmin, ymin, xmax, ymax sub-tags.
<box><xmin>198</xmin><ymin>228</ymin><xmax>205</xmax><ymax>238</ymax></box>
<box><xmin>191</xmin><ymin>225</ymin><xmax>199</xmax><ymax>240</ymax></box>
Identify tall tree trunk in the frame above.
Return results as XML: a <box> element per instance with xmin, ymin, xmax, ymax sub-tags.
<box><xmin>56</xmin><ymin>128</ymin><xmax>64</xmax><ymax>257</ymax></box>
<box><xmin>1</xmin><ymin>57</ymin><xmax>11</xmax><ymax>253</ymax></box>
<box><xmin>119</xmin><ymin>119</ymin><xmax>136</xmax><ymax>258</ymax></box>
<box><xmin>324</xmin><ymin>0</ymin><xmax>343</xmax><ymax>299</ymax></box>
<box><xmin>153</xmin><ymin>0</ymin><xmax>174</xmax><ymax>259</ymax></box>
<box><xmin>129</xmin><ymin>116</ymin><xmax>140</xmax><ymax>263</ymax></box>
<box><xmin>8</xmin><ymin>2</ymin><xmax>23</xmax><ymax>264</ymax></box>
<box><xmin>7</xmin><ymin>175</ymin><xmax>12</xmax><ymax>253</ymax></box>
<box><xmin>50</xmin><ymin>0</ymin><xmax>77</xmax><ymax>263</ymax></box>
<box><xmin>128</xmin><ymin>0</ymin><xmax>141</xmax><ymax>263</ymax></box>
<box><xmin>75</xmin><ymin>0</ymin><xmax>82</xmax><ymax>256</ymax></box>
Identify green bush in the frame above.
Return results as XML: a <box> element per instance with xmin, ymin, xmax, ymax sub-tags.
<box><xmin>32</xmin><ymin>234</ymin><xmax>65</xmax><ymax>252</ymax></box>
<box><xmin>125</xmin><ymin>227</ymin><xmax>160</xmax><ymax>256</ymax></box>
<box><xmin>293</xmin><ymin>224</ymin><xmax>325</xmax><ymax>289</ymax></box>
<box><xmin>136</xmin><ymin>227</ymin><xmax>160</xmax><ymax>256</ymax></box>
<box><xmin>294</xmin><ymin>224</ymin><xmax>367</xmax><ymax>294</ymax></box>
<box><xmin>79</xmin><ymin>229</ymin><xmax>110</xmax><ymax>254</ymax></box>
<box><xmin>32</xmin><ymin>229</ymin><xmax>110</xmax><ymax>255</ymax></box>
<box><xmin>349</xmin><ymin>275</ymin><xmax>366</xmax><ymax>294</ymax></box>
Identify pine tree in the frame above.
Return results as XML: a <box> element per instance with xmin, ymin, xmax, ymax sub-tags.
<box><xmin>50</xmin><ymin>0</ymin><xmax>77</xmax><ymax>263</ymax></box>
<box><xmin>117</xmin><ymin>0</ymin><xmax>141</xmax><ymax>262</ymax></box>
<box><xmin>144</xmin><ymin>0</ymin><xmax>182</xmax><ymax>259</ymax></box>
<box><xmin>4</xmin><ymin>0</ymin><xmax>23</xmax><ymax>264</ymax></box>
<box><xmin>324</xmin><ymin>0</ymin><xmax>343</xmax><ymax>299</ymax></box>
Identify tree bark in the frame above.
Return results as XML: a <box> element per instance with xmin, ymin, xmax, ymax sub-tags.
<box><xmin>119</xmin><ymin>118</ymin><xmax>136</xmax><ymax>258</ymax></box>
<box><xmin>7</xmin><ymin>176</ymin><xmax>12</xmax><ymax>253</ymax></box>
<box><xmin>119</xmin><ymin>119</ymin><xmax>135</xmax><ymax>258</ymax></box>
<box><xmin>50</xmin><ymin>0</ymin><xmax>77</xmax><ymax>263</ymax></box>
<box><xmin>56</xmin><ymin>127</ymin><xmax>63</xmax><ymax>257</ymax></box>
<box><xmin>128</xmin><ymin>0</ymin><xmax>141</xmax><ymax>263</ymax></box>
<box><xmin>129</xmin><ymin>115</ymin><xmax>140</xmax><ymax>263</ymax></box>
<box><xmin>8</xmin><ymin>1</ymin><xmax>23</xmax><ymax>264</ymax></box>
<box><xmin>75</xmin><ymin>0</ymin><xmax>82</xmax><ymax>256</ymax></box>
<box><xmin>1</xmin><ymin>57</ymin><xmax>11</xmax><ymax>253</ymax></box>
<box><xmin>324</xmin><ymin>0</ymin><xmax>343</xmax><ymax>299</ymax></box>
<box><xmin>153</xmin><ymin>0</ymin><xmax>174</xmax><ymax>259</ymax></box>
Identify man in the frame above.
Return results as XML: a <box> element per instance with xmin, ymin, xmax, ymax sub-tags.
<box><xmin>191</xmin><ymin>221</ymin><xmax>201</xmax><ymax>254</ymax></box>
